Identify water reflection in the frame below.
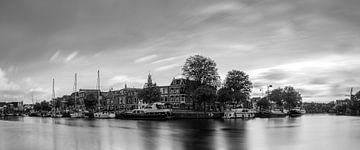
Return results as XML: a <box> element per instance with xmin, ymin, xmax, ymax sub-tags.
<box><xmin>1</xmin><ymin>114</ymin><xmax>360</xmax><ymax>150</ymax></box>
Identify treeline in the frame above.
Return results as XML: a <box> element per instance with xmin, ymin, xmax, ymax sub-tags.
<box><xmin>303</xmin><ymin>102</ymin><xmax>335</xmax><ymax>113</ymax></box>
<box><xmin>256</xmin><ymin>86</ymin><xmax>302</xmax><ymax>111</ymax></box>
<box><xmin>335</xmin><ymin>92</ymin><xmax>360</xmax><ymax>115</ymax></box>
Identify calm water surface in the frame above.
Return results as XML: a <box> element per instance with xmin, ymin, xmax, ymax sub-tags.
<box><xmin>1</xmin><ymin>114</ymin><xmax>359</xmax><ymax>150</ymax></box>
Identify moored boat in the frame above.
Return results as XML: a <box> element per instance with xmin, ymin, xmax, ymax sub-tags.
<box><xmin>116</xmin><ymin>102</ymin><xmax>173</xmax><ymax>120</ymax></box>
<box><xmin>289</xmin><ymin>107</ymin><xmax>306</xmax><ymax>117</ymax></box>
<box><xmin>70</xmin><ymin>111</ymin><xmax>85</xmax><ymax>118</ymax></box>
<box><xmin>94</xmin><ymin>112</ymin><xmax>115</xmax><ymax>119</ymax></box>
<box><xmin>223</xmin><ymin>108</ymin><xmax>256</xmax><ymax>119</ymax></box>
<box><xmin>257</xmin><ymin>109</ymin><xmax>287</xmax><ymax>118</ymax></box>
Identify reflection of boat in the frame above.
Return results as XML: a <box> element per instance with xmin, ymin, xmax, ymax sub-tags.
<box><xmin>223</xmin><ymin>108</ymin><xmax>256</xmax><ymax>119</ymax></box>
<box><xmin>94</xmin><ymin>112</ymin><xmax>115</xmax><ymax>119</ymax></box>
<box><xmin>116</xmin><ymin>102</ymin><xmax>173</xmax><ymax>120</ymax></box>
<box><xmin>289</xmin><ymin>107</ymin><xmax>306</xmax><ymax>117</ymax></box>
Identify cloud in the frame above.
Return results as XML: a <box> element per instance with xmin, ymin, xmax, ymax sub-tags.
<box><xmin>198</xmin><ymin>2</ymin><xmax>242</xmax><ymax>15</ymax></box>
<box><xmin>49</xmin><ymin>50</ymin><xmax>61</xmax><ymax>62</ymax></box>
<box><xmin>0</xmin><ymin>68</ymin><xmax>19</xmax><ymax>91</ymax></box>
<box><xmin>154</xmin><ymin>63</ymin><xmax>181</xmax><ymax>72</ymax></box>
<box><xmin>134</xmin><ymin>54</ymin><xmax>158</xmax><ymax>63</ymax></box>
<box><xmin>64</xmin><ymin>51</ymin><xmax>79</xmax><ymax>63</ymax></box>
<box><xmin>27</xmin><ymin>87</ymin><xmax>49</xmax><ymax>96</ymax></box>
<box><xmin>108</xmin><ymin>75</ymin><xmax>146</xmax><ymax>85</ymax></box>
<box><xmin>151</xmin><ymin>55</ymin><xmax>186</xmax><ymax>64</ymax></box>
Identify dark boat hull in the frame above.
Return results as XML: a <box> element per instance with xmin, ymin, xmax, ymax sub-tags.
<box><xmin>256</xmin><ymin>111</ymin><xmax>287</xmax><ymax>118</ymax></box>
<box><xmin>289</xmin><ymin>110</ymin><xmax>304</xmax><ymax>117</ymax></box>
<box><xmin>115</xmin><ymin>113</ymin><xmax>174</xmax><ymax>120</ymax></box>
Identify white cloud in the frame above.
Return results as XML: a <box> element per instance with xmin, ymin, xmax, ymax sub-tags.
<box><xmin>108</xmin><ymin>75</ymin><xmax>146</xmax><ymax>85</ymax></box>
<box><xmin>154</xmin><ymin>63</ymin><xmax>181</xmax><ymax>72</ymax></box>
<box><xmin>135</xmin><ymin>54</ymin><xmax>158</xmax><ymax>63</ymax></box>
<box><xmin>49</xmin><ymin>50</ymin><xmax>61</xmax><ymax>62</ymax></box>
<box><xmin>65</xmin><ymin>51</ymin><xmax>79</xmax><ymax>63</ymax></box>
<box><xmin>198</xmin><ymin>2</ymin><xmax>242</xmax><ymax>15</ymax></box>
<box><xmin>151</xmin><ymin>55</ymin><xmax>186</xmax><ymax>64</ymax></box>
<box><xmin>0</xmin><ymin>68</ymin><xmax>19</xmax><ymax>91</ymax></box>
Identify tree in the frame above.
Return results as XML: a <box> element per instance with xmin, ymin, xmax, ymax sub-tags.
<box><xmin>84</xmin><ymin>93</ymin><xmax>97</xmax><ymax>110</ymax></box>
<box><xmin>257</xmin><ymin>97</ymin><xmax>270</xmax><ymax>111</ymax></box>
<box><xmin>33</xmin><ymin>100</ymin><xmax>52</xmax><ymax>112</ymax></box>
<box><xmin>283</xmin><ymin>86</ymin><xmax>302</xmax><ymax>109</ymax></box>
<box><xmin>217</xmin><ymin>87</ymin><xmax>232</xmax><ymax>104</ymax></box>
<box><xmin>182</xmin><ymin>55</ymin><xmax>220</xmax><ymax>87</ymax></box>
<box><xmin>193</xmin><ymin>85</ymin><xmax>217</xmax><ymax>111</ymax></box>
<box><xmin>223</xmin><ymin>70</ymin><xmax>253</xmax><ymax>107</ymax></box>
<box><xmin>355</xmin><ymin>91</ymin><xmax>360</xmax><ymax>100</ymax></box>
<box><xmin>269</xmin><ymin>88</ymin><xmax>284</xmax><ymax>107</ymax></box>
<box><xmin>138</xmin><ymin>85</ymin><xmax>161</xmax><ymax>104</ymax></box>
<box><xmin>217</xmin><ymin>87</ymin><xmax>232</xmax><ymax>111</ymax></box>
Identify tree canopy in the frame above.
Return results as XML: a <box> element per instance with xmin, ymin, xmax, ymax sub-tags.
<box><xmin>84</xmin><ymin>93</ymin><xmax>97</xmax><ymax>110</ymax></box>
<box><xmin>193</xmin><ymin>85</ymin><xmax>217</xmax><ymax>111</ymax></box>
<box><xmin>283</xmin><ymin>86</ymin><xmax>302</xmax><ymax>109</ymax></box>
<box><xmin>138</xmin><ymin>85</ymin><xmax>161</xmax><ymax>104</ymax></box>
<box><xmin>223</xmin><ymin>70</ymin><xmax>253</xmax><ymax>107</ymax></box>
<box><xmin>182</xmin><ymin>55</ymin><xmax>220</xmax><ymax>87</ymax></box>
<box><xmin>269</xmin><ymin>88</ymin><xmax>284</xmax><ymax>107</ymax></box>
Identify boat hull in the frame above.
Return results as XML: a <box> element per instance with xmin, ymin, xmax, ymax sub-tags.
<box><xmin>116</xmin><ymin>112</ymin><xmax>174</xmax><ymax>120</ymax></box>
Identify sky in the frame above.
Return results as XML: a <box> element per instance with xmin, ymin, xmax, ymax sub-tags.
<box><xmin>1</xmin><ymin>0</ymin><xmax>360</xmax><ymax>103</ymax></box>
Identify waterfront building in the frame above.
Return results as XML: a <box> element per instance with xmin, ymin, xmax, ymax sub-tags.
<box><xmin>149</xmin><ymin>74</ymin><xmax>198</xmax><ymax>109</ymax></box>
<box><xmin>110</xmin><ymin>86</ymin><xmax>142</xmax><ymax>110</ymax></box>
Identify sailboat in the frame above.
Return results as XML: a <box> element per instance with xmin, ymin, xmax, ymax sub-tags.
<box><xmin>70</xmin><ymin>73</ymin><xmax>85</xmax><ymax>118</ymax></box>
<box><xmin>93</xmin><ymin>70</ymin><xmax>115</xmax><ymax>119</ymax></box>
<box><xmin>51</xmin><ymin>78</ymin><xmax>63</xmax><ymax>118</ymax></box>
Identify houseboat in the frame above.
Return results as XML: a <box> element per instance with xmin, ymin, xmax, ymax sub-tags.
<box><xmin>116</xmin><ymin>102</ymin><xmax>174</xmax><ymax>120</ymax></box>
<box><xmin>289</xmin><ymin>107</ymin><xmax>306</xmax><ymax>117</ymax></box>
<box><xmin>223</xmin><ymin>108</ymin><xmax>256</xmax><ymax>119</ymax></box>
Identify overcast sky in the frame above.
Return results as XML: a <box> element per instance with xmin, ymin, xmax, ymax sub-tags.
<box><xmin>1</xmin><ymin>0</ymin><xmax>360</xmax><ymax>103</ymax></box>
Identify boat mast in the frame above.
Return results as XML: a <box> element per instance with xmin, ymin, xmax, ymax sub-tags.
<box><xmin>52</xmin><ymin>78</ymin><xmax>55</xmax><ymax>116</ymax></box>
<box><xmin>97</xmin><ymin>70</ymin><xmax>101</xmax><ymax>112</ymax></box>
<box><xmin>74</xmin><ymin>73</ymin><xmax>77</xmax><ymax>111</ymax></box>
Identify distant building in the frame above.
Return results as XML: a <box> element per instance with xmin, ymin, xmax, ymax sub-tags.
<box><xmin>154</xmin><ymin>75</ymin><xmax>198</xmax><ymax>109</ymax></box>
<box><xmin>109</xmin><ymin>86</ymin><xmax>141</xmax><ymax>110</ymax></box>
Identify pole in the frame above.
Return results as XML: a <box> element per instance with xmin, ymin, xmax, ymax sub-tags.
<box><xmin>74</xmin><ymin>73</ymin><xmax>77</xmax><ymax>111</ymax></box>
<box><xmin>52</xmin><ymin>78</ymin><xmax>55</xmax><ymax>116</ymax></box>
<box><xmin>97</xmin><ymin>70</ymin><xmax>101</xmax><ymax>112</ymax></box>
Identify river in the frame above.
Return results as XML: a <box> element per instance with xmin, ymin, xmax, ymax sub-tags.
<box><xmin>0</xmin><ymin>114</ymin><xmax>359</xmax><ymax>150</ymax></box>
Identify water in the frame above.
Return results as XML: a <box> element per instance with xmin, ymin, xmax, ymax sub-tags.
<box><xmin>1</xmin><ymin>114</ymin><xmax>359</xmax><ymax>150</ymax></box>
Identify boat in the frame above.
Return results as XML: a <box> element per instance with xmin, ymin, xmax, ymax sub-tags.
<box><xmin>94</xmin><ymin>112</ymin><xmax>115</xmax><ymax>119</ymax></box>
<box><xmin>223</xmin><ymin>108</ymin><xmax>256</xmax><ymax>119</ymax></box>
<box><xmin>257</xmin><ymin>109</ymin><xmax>287</xmax><ymax>118</ymax></box>
<box><xmin>116</xmin><ymin>102</ymin><xmax>174</xmax><ymax>120</ymax></box>
<box><xmin>70</xmin><ymin>111</ymin><xmax>85</xmax><ymax>118</ymax></box>
<box><xmin>51</xmin><ymin>112</ymin><xmax>63</xmax><ymax>118</ymax></box>
<box><xmin>289</xmin><ymin>107</ymin><xmax>306</xmax><ymax>117</ymax></box>
<box><xmin>70</xmin><ymin>74</ymin><xmax>85</xmax><ymax>118</ymax></box>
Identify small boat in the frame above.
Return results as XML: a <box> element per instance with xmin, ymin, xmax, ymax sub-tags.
<box><xmin>70</xmin><ymin>112</ymin><xmax>85</xmax><ymax>118</ymax></box>
<box><xmin>223</xmin><ymin>108</ymin><xmax>256</xmax><ymax>119</ymax></box>
<box><xmin>289</xmin><ymin>107</ymin><xmax>306</xmax><ymax>117</ymax></box>
<box><xmin>94</xmin><ymin>112</ymin><xmax>115</xmax><ymax>119</ymax></box>
<box><xmin>116</xmin><ymin>102</ymin><xmax>173</xmax><ymax>120</ymax></box>
<box><xmin>257</xmin><ymin>109</ymin><xmax>287</xmax><ymax>118</ymax></box>
<box><xmin>51</xmin><ymin>112</ymin><xmax>63</xmax><ymax>118</ymax></box>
